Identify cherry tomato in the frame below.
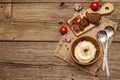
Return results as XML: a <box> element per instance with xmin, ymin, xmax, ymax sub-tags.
<box><xmin>60</xmin><ymin>26</ymin><xmax>68</xmax><ymax>35</ymax></box>
<box><xmin>90</xmin><ymin>2</ymin><xmax>99</xmax><ymax>11</ymax></box>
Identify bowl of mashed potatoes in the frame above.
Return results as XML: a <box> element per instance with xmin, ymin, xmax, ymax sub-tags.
<box><xmin>71</xmin><ymin>36</ymin><xmax>102</xmax><ymax>65</ymax></box>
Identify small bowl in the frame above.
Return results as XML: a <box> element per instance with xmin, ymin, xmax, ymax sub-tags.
<box><xmin>71</xmin><ymin>36</ymin><xmax>102</xmax><ymax>65</ymax></box>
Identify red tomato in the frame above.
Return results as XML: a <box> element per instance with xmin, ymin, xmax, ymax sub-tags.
<box><xmin>90</xmin><ymin>2</ymin><xmax>99</xmax><ymax>11</ymax></box>
<box><xmin>60</xmin><ymin>26</ymin><xmax>68</xmax><ymax>35</ymax></box>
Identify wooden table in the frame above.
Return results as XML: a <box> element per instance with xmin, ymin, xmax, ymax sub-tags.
<box><xmin>0</xmin><ymin>0</ymin><xmax>120</xmax><ymax>80</ymax></box>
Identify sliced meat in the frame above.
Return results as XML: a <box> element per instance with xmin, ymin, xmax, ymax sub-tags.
<box><xmin>79</xmin><ymin>24</ymin><xmax>85</xmax><ymax>31</ymax></box>
<box><xmin>79</xmin><ymin>17</ymin><xmax>89</xmax><ymax>27</ymax></box>
<box><xmin>68</xmin><ymin>15</ymin><xmax>81</xmax><ymax>27</ymax></box>
<box><xmin>72</xmin><ymin>23</ymin><xmax>81</xmax><ymax>33</ymax></box>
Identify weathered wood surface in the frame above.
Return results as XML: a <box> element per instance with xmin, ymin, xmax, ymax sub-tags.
<box><xmin>0</xmin><ymin>0</ymin><xmax>120</xmax><ymax>80</ymax></box>
<box><xmin>0</xmin><ymin>42</ymin><xmax>120</xmax><ymax>80</ymax></box>
<box><xmin>0</xmin><ymin>1</ymin><xmax>120</xmax><ymax>41</ymax></box>
<box><xmin>0</xmin><ymin>0</ymin><xmax>100</xmax><ymax>3</ymax></box>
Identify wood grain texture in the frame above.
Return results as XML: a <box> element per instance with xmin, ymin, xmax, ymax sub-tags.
<box><xmin>0</xmin><ymin>42</ymin><xmax>59</xmax><ymax>65</ymax></box>
<box><xmin>0</xmin><ymin>0</ymin><xmax>12</xmax><ymax>21</ymax></box>
<box><xmin>0</xmin><ymin>42</ymin><xmax>120</xmax><ymax>80</ymax></box>
<box><xmin>0</xmin><ymin>0</ymin><xmax>12</xmax><ymax>2</ymax></box>
<box><xmin>0</xmin><ymin>62</ymin><xmax>99</xmax><ymax>80</ymax></box>
<box><xmin>4</xmin><ymin>0</ymin><xmax>12</xmax><ymax>20</ymax></box>
<box><xmin>0</xmin><ymin>4</ymin><xmax>7</xmax><ymax>21</ymax></box>
<box><xmin>12</xmin><ymin>0</ymin><xmax>100</xmax><ymax>3</ymax></box>
<box><xmin>11</xmin><ymin>2</ymin><xmax>120</xmax><ymax>22</ymax></box>
<box><xmin>0</xmin><ymin>0</ymin><xmax>120</xmax><ymax>80</ymax></box>
<box><xmin>0</xmin><ymin>2</ymin><xmax>119</xmax><ymax>41</ymax></box>
<box><xmin>11</xmin><ymin>3</ymin><xmax>75</xmax><ymax>22</ymax></box>
<box><xmin>0</xmin><ymin>2</ymin><xmax>120</xmax><ymax>41</ymax></box>
<box><xmin>0</xmin><ymin>21</ymin><xmax>119</xmax><ymax>41</ymax></box>
<box><xmin>102</xmin><ymin>0</ymin><xmax>120</xmax><ymax>2</ymax></box>
<box><xmin>0</xmin><ymin>21</ymin><xmax>62</xmax><ymax>41</ymax></box>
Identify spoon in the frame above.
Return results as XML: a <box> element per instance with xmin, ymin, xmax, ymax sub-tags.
<box><xmin>97</xmin><ymin>30</ymin><xmax>109</xmax><ymax>76</ymax></box>
<box><xmin>104</xmin><ymin>26</ymin><xmax>114</xmax><ymax>75</ymax></box>
<box><xmin>104</xmin><ymin>26</ymin><xmax>114</xmax><ymax>39</ymax></box>
<box><xmin>104</xmin><ymin>26</ymin><xmax>114</xmax><ymax>52</ymax></box>
<box><xmin>97</xmin><ymin>26</ymin><xmax>114</xmax><ymax>76</ymax></box>
<box><xmin>97</xmin><ymin>30</ymin><xmax>107</xmax><ymax>44</ymax></box>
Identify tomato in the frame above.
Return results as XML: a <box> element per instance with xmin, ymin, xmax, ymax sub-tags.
<box><xmin>90</xmin><ymin>2</ymin><xmax>99</xmax><ymax>11</ymax></box>
<box><xmin>60</xmin><ymin>26</ymin><xmax>68</xmax><ymax>35</ymax></box>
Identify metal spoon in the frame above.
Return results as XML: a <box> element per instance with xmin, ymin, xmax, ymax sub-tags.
<box><xmin>97</xmin><ymin>30</ymin><xmax>107</xmax><ymax>44</ymax></box>
<box><xmin>103</xmin><ymin>26</ymin><xmax>114</xmax><ymax>76</ymax></box>
<box><xmin>97</xmin><ymin>30</ymin><xmax>109</xmax><ymax>75</ymax></box>
<box><xmin>104</xmin><ymin>26</ymin><xmax>114</xmax><ymax>39</ymax></box>
<box><xmin>97</xmin><ymin>26</ymin><xmax>114</xmax><ymax>76</ymax></box>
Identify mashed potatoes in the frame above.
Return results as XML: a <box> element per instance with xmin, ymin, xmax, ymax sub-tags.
<box><xmin>74</xmin><ymin>41</ymin><xmax>96</xmax><ymax>64</ymax></box>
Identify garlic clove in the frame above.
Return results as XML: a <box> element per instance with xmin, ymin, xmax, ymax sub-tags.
<box><xmin>74</xmin><ymin>4</ymin><xmax>83</xmax><ymax>11</ymax></box>
<box><xmin>63</xmin><ymin>37</ymin><xmax>71</xmax><ymax>43</ymax></box>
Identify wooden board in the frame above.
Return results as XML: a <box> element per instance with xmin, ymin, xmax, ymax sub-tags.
<box><xmin>55</xmin><ymin>17</ymin><xmax>118</xmax><ymax>75</ymax></box>
<box><xmin>0</xmin><ymin>42</ymin><xmax>120</xmax><ymax>80</ymax></box>
<box><xmin>0</xmin><ymin>2</ymin><xmax>120</xmax><ymax>41</ymax></box>
<box><xmin>0</xmin><ymin>0</ymin><xmax>120</xmax><ymax>80</ymax></box>
<box><xmin>67</xmin><ymin>9</ymin><xmax>95</xmax><ymax>36</ymax></box>
<box><xmin>68</xmin><ymin>3</ymin><xmax>114</xmax><ymax>36</ymax></box>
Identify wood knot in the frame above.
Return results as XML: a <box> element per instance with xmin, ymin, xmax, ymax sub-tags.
<box><xmin>58</xmin><ymin>21</ymin><xmax>63</xmax><ymax>25</ymax></box>
<box><xmin>71</xmin><ymin>78</ymin><xmax>74</xmax><ymax>80</ymax></box>
<box><xmin>95</xmin><ymin>75</ymin><xmax>98</xmax><ymax>77</ymax></box>
<box><xmin>60</xmin><ymin>2</ymin><xmax>65</xmax><ymax>7</ymax></box>
<box><xmin>1</xmin><ymin>6</ymin><xmax>3</xmax><ymax>8</ymax></box>
<box><xmin>6</xmin><ymin>16</ymin><xmax>10</xmax><ymax>20</ymax></box>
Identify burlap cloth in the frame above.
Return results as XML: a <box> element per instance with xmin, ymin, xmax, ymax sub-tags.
<box><xmin>55</xmin><ymin>17</ymin><xmax>118</xmax><ymax>75</ymax></box>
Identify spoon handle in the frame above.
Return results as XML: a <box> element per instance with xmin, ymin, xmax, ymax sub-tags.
<box><xmin>105</xmin><ymin>55</ymin><xmax>110</xmax><ymax>76</ymax></box>
<box><xmin>102</xmin><ymin>41</ymin><xmax>110</xmax><ymax>76</ymax></box>
<box><xmin>102</xmin><ymin>44</ymin><xmax>106</xmax><ymax>71</ymax></box>
<box><xmin>105</xmin><ymin>41</ymin><xmax>110</xmax><ymax>76</ymax></box>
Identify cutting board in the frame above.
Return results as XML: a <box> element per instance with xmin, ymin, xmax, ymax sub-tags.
<box><xmin>67</xmin><ymin>3</ymin><xmax>114</xmax><ymax>36</ymax></box>
<box><xmin>55</xmin><ymin>17</ymin><xmax>118</xmax><ymax>75</ymax></box>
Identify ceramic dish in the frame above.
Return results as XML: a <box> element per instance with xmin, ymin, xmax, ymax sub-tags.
<box><xmin>71</xmin><ymin>36</ymin><xmax>102</xmax><ymax>65</ymax></box>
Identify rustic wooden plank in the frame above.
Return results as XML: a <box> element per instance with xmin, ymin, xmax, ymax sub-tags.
<box><xmin>10</xmin><ymin>2</ymin><xmax>120</xmax><ymax>22</ymax></box>
<box><xmin>0</xmin><ymin>42</ymin><xmax>119</xmax><ymax>80</ymax></box>
<box><xmin>0</xmin><ymin>1</ymin><xmax>119</xmax><ymax>41</ymax></box>
<box><xmin>4</xmin><ymin>0</ymin><xmax>12</xmax><ymax>20</ymax></box>
<box><xmin>0</xmin><ymin>62</ymin><xmax>99</xmax><ymax>80</ymax></box>
<box><xmin>114</xmin><ymin>24</ymin><xmax>120</xmax><ymax>42</ymax></box>
<box><xmin>0</xmin><ymin>4</ymin><xmax>7</xmax><ymax>21</ymax></box>
<box><xmin>0</xmin><ymin>21</ymin><xmax>119</xmax><ymax>41</ymax></box>
<box><xmin>1</xmin><ymin>0</ymin><xmax>119</xmax><ymax>3</ymax></box>
<box><xmin>0</xmin><ymin>42</ymin><xmax>119</xmax><ymax>65</ymax></box>
<box><xmin>102</xmin><ymin>0</ymin><xmax>120</xmax><ymax>2</ymax></box>
<box><xmin>0</xmin><ymin>21</ymin><xmax>62</xmax><ymax>41</ymax></box>
<box><xmin>11</xmin><ymin>3</ymin><xmax>76</xmax><ymax>22</ymax></box>
<box><xmin>11</xmin><ymin>0</ymin><xmax>100</xmax><ymax>3</ymax></box>
<box><xmin>0</xmin><ymin>0</ymin><xmax>119</xmax><ymax>80</ymax></box>
<box><xmin>0</xmin><ymin>0</ymin><xmax>12</xmax><ymax>21</ymax></box>
<box><xmin>0</xmin><ymin>0</ymin><xmax>12</xmax><ymax>2</ymax></box>
<box><xmin>0</xmin><ymin>42</ymin><xmax>62</xmax><ymax>65</ymax></box>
